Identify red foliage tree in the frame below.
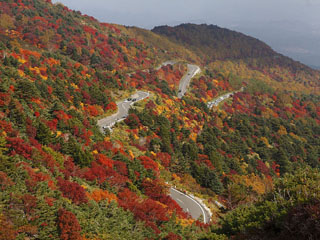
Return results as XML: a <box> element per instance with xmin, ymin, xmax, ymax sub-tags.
<box><xmin>57</xmin><ymin>178</ymin><xmax>88</xmax><ymax>205</ymax></box>
<box><xmin>0</xmin><ymin>171</ymin><xmax>13</xmax><ymax>190</ymax></box>
<box><xmin>141</xmin><ymin>179</ymin><xmax>187</xmax><ymax>218</ymax></box>
<box><xmin>124</xmin><ymin>113</ymin><xmax>140</xmax><ymax>128</ymax></box>
<box><xmin>0</xmin><ymin>215</ymin><xmax>16</xmax><ymax>240</ymax></box>
<box><xmin>23</xmin><ymin>164</ymin><xmax>53</xmax><ymax>192</ymax></box>
<box><xmin>156</xmin><ymin>152</ymin><xmax>171</xmax><ymax>168</ymax></box>
<box><xmin>26</xmin><ymin>118</ymin><xmax>37</xmax><ymax>138</ymax></box>
<box><xmin>0</xmin><ymin>120</ymin><xmax>13</xmax><ymax>134</ymax></box>
<box><xmin>46</xmin><ymin>119</ymin><xmax>58</xmax><ymax>131</ymax></box>
<box><xmin>105</xmin><ymin>167</ymin><xmax>129</xmax><ymax>188</ymax></box>
<box><xmin>118</xmin><ymin>189</ymin><xmax>169</xmax><ymax>234</ymax></box>
<box><xmin>96</xmin><ymin>154</ymin><xmax>113</xmax><ymax>168</ymax></box>
<box><xmin>113</xmin><ymin>160</ymin><xmax>128</xmax><ymax>176</ymax></box>
<box><xmin>86</xmin><ymin>105</ymin><xmax>99</xmax><ymax>117</ymax></box>
<box><xmin>256</xmin><ymin>160</ymin><xmax>269</xmax><ymax>176</ymax></box>
<box><xmin>92</xmin><ymin>140</ymin><xmax>113</xmax><ymax>152</ymax></box>
<box><xmin>83</xmin><ymin>161</ymin><xmax>107</xmax><ymax>184</ymax></box>
<box><xmin>145</xmin><ymin>100</ymin><xmax>156</xmax><ymax>110</ymax></box>
<box><xmin>165</xmin><ymin>232</ymin><xmax>182</xmax><ymax>240</ymax></box>
<box><xmin>141</xmin><ymin>178</ymin><xmax>167</xmax><ymax>201</ymax></box>
<box><xmin>61</xmin><ymin>158</ymin><xmax>81</xmax><ymax>179</ymax></box>
<box><xmin>57</xmin><ymin>208</ymin><xmax>81</xmax><ymax>240</ymax></box>
<box><xmin>6</xmin><ymin>137</ymin><xmax>33</xmax><ymax>160</ymax></box>
<box><xmin>138</xmin><ymin>156</ymin><xmax>159</xmax><ymax>173</ymax></box>
<box><xmin>105</xmin><ymin>102</ymin><xmax>117</xmax><ymax>111</ymax></box>
<box><xmin>0</xmin><ymin>92</ymin><xmax>11</xmax><ymax>107</ymax></box>
<box><xmin>47</xmin><ymin>86</ymin><xmax>53</xmax><ymax>95</ymax></box>
<box><xmin>21</xmin><ymin>194</ymin><xmax>37</xmax><ymax>215</ymax></box>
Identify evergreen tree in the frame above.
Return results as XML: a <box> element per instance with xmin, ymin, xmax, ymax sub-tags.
<box><xmin>36</xmin><ymin>121</ymin><xmax>52</xmax><ymax>145</ymax></box>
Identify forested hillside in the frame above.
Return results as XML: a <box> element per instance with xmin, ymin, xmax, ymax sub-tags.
<box><xmin>153</xmin><ymin>24</ymin><xmax>320</xmax><ymax>93</ymax></box>
<box><xmin>153</xmin><ymin>24</ymin><xmax>275</xmax><ymax>61</ymax></box>
<box><xmin>0</xmin><ymin>0</ymin><xmax>319</xmax><ymax>239</ymax></box>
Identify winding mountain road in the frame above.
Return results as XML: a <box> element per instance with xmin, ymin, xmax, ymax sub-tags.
<box><xmin>178</xmin><ymin>64</ymin><xmax>201</xmax><ymax>98</ymax></box>
<box><xmin>97</xmin><ymin>60</ymin><xmax>213</xmax><ymax>223</ymax></box>
<box><xmin>98</xmin><ymin>61</ymin><xmax>200</xmax><ymax>132</ymax></box>
<box><xmin>170</xmin><ymin>188</ymin><xmax>211</xmax><ymax>224</ymax></box>
<box><xmin>156</xmin><ymin>61</ymin><xmax>201</xmax><ymax>98</ymax></box>
<box><xmin>97</xmin><ymin>91</ymin><xmax>149</xmax><ymax>132</ymax></box>
<box><xmin>207</xmin><ymin>87</ymin><xmax>244</xmax><ymax>109</ymax></box>
<box><xmin>157</xmin><ymin>61</ymin><xmax>201</xmax><ymax>98</ymax></box>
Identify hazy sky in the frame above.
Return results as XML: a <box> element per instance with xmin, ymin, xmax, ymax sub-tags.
<box><xmin>53</xmin><ymin>0</ymin><xmax>320</xmax><ymax>29</ymax></box>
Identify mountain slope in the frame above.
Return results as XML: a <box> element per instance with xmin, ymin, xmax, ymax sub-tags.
<box><xmin>0</xmin><ymin>1</ymin><xmax>319</xmax><ymax>240</ymax></box>
<box><xmin>153</xmin><ymin>23</ymin><xmax>275</xmax><ymax>61</ymax></box>
<box><xmin>121</xmin><ymin>26</ymin><xmax>200</xmax><ymax>64</ymax></box>
<box><xmin>0</xmin><ymin>1</ymin><xmax>202</xmax><ymax>239</ymax></box>
<box><xmin>152</xmin><ymin>23</ymin><xmax>320</xmax><ymax>92</ymax></box>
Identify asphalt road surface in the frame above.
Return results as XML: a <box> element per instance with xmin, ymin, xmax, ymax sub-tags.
<box><xmin>98</xmin><ymin>62</ymin><xmax>212</xmax><ymax>223</ymax></box>
<box><xmin>207</xmin><ymin>87</ymin><xmax>244</xmax><ymax>109</ymax></box>
<box><xmin>97</xmin><ymin>91</ymin><xmax>149</xmax><ymax>132</ymax></box>
<box><xmin>207</xmin><ymin>92</ymin><xmax>234</xmax><ymax>109</ymax></box>
<box><xmin>169</xmin><ymin>188</ymin><xmax>210</xmax><ymax>224</ymax></box>
<box><xmin>178</xmin><ymin>64</ymin><xmax>201</xmax><ymax>98</ymax></box>
<box><xmin>98</xmin><ymin>61</ymin><xmax>201</xmax><ymax>132</ymax></box>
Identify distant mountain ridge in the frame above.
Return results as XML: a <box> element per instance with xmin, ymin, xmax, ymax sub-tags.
<box><xmin>153</xmin><ymin>23</ymin><xmax>276</xmax><ymax>61</ymax></box>
<box><xmin>231</xmin><ymin>20</ymin><xmax>320</xmax><ymax>69</ymax></box>
<box><xmin>152</xmin><ymin>23</ymin><xmax>320</xmax><ymax>90</ymax></box>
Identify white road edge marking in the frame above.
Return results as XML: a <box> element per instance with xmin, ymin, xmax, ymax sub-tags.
<box><xmin>171</xmin><ymin>188</ymin><xmax>207</xmax><ymax>223</ymax></box>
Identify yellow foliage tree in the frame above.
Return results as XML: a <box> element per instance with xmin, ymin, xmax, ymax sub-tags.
<box><xmin>0</xmin><ymin>14</ymin><xmax>14</xmax><ymax>29</ymax></box>
<box><xmin>278</xmin><ymin>125</ymin><xmax>287</xmax><ymax>136</ymax></box>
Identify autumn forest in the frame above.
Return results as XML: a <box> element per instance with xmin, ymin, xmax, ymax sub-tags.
<box><xmin>0</xmin><ymin>0</ymin><xmax>319</xmax><ymax>240</ymax></box>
